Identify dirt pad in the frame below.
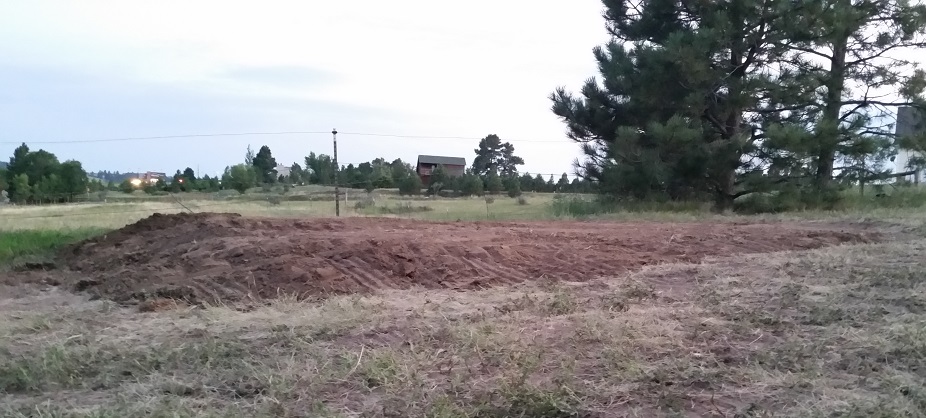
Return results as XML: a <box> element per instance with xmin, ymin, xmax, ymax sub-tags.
<box><xmin>62</xmin><ymin>213</ymin><xmax>876</xmax><ymax>304</ymax></box>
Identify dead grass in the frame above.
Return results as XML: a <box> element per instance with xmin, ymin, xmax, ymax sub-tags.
<box><xmin>7</xmin><ymin>191</ymin><xmax>926</xmax><ymax>233</ymax></box>
<box><xmin>1</xmin><ymin>235</ymin><xmax>924</xmax><ymax>417</ymax></box>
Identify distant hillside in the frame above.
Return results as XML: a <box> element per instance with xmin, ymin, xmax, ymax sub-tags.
<box><xmin>0</xmin><ymin>161</ymin><xmax>7</xmax><ymax>169</ymax></box>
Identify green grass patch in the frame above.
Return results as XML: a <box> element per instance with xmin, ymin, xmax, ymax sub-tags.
<box><xmin>550</xmin><ymin>194</ymin><xmax>708</xmax><ymax>217</ymax></box>
<box><xmin>840</xmin><ymin>184</ymin><xmax>926</xmax><ymax>210</ymax></box>
<box><xmin>0</xmin><ymin>228</ymin><xmax>104</xmax><ymax>266</ymax></box>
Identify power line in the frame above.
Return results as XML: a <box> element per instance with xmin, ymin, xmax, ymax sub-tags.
<box><xmin>0</xmin><ymin>131</ymin><xmax>570</xmax><ymax>145</ymax></box>
<box><xmin>0</xmin><ymin>131</ymin><xmax>333</xmax><ymax>145</ymax></box>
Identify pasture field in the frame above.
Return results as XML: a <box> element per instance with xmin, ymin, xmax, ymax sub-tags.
<box><xmin>0</xmin><ymin>193</ymin><xmax>925</xmax><ymax>417</ymax></box>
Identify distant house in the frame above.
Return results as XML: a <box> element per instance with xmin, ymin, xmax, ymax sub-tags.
<box><xmin>275</xmin><ymin>164</ymin><xmax>292</xmax><ymax>179</ymax></box>
<box><xmin>895</xmin><ymin>106</ymin><xmax>925</xmax><ymax>183</ymax></box>
<box><xmin>416</xmin><ymin>155</ymin><xmax>466</xmax><ymax>186</ymax></box>
<box><xmin>142</xmin><ymin>171</ymin><xmax>166</xmax><ymax>182</ymax></box>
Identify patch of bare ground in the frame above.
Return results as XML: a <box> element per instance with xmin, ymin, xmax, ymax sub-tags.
<box><xmin>1</xmin><ymin>237</ymin><xmax>924</xmax><ymax>417</ymax></box>
<box><xmin>55</xmin><ymin>213</ymin><xmax>878</xmax><ymax>305</ymax></box>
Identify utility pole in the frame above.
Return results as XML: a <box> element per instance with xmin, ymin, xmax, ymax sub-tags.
<box><xmin>332</xmin><ymin>129</ymin><xmax>340</xmax><ymax>217</ymax></box>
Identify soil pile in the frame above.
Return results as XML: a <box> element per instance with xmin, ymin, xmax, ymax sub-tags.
<box><xmin>62</xmin><ymin>213</ymin><xmax>877</xmax><ymax>303</ymax></box>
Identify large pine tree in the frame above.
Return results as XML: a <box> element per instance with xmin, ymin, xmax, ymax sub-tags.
<box><xmin>552</xmin><ymin>0</ymin><xmax>926</xmax><ymax>211</ymax></box>
<box><xmin>552</xmin><ymin>0</ymin><xmax>801</xmax><ymax>210</ymax></box>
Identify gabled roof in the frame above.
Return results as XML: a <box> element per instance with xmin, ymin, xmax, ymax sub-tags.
<box><xmin>417</xmin><ymin>155</ymin><xmax>466</xmax><ymax>166</ymax></box>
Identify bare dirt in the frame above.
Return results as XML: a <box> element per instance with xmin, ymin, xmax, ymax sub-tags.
<box><xmin>57</xmin><ymin>212</ymin><xmax>879</xmax><ymax>304</ymax></box>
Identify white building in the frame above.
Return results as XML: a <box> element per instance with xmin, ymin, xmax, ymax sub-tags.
<box><xmin>275</xmin><ymin>164</ymin><xmax>292</xmax><ymax>178</ymax></box>
<box><xmin>894</xmin><ymin>106</ymin><xmax>925</xmax><ymax>183</ymax></box>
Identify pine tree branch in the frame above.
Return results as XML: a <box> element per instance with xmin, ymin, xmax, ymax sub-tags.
<box><xmin>778</xmin><ymin>44</ymin><xmax>834</xmax><ymax>61</ymax></box>
<box><xmin>731</xmin><ymin>175</ymin><xmax>809</xmax><ymax>198</ymax></box>
<box><xmin>840</xmin><ymin>99</ymin><xmax>921</xmax><ymax>107</ymax></box>
<box><xmin>845</xmin><ymin>42</ymin><xmax>917</xmax><ymax>67</ymax></box>
<box><xmin>753</xmin><ymin>103</ymin><xmax>816</xmax><ymax>113</ymax></box>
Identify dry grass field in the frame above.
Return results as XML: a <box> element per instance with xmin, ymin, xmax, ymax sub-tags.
<box><xmin>0</xmin><ymin>195</ymin><xmax>924</xmax><ymax>417</ymax></box>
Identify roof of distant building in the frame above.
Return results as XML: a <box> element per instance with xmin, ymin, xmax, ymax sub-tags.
<box><xmin>417</xmin><ymin>155</ymin><xmax>466</xmax><ymax>166</ymax></box>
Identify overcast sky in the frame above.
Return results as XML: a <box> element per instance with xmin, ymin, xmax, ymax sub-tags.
<box><xmin>0</xmin><ymin>1</ymin><xmax>608</xmax><ymax>178</ymax></box>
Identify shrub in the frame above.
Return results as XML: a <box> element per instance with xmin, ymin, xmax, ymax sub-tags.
<box><xmin>119</xmin><ymin>179</ymin><xmax>135</xmax><ymax>194</ymax></box>
<box><xmin>459</xmin><ymin>175</ymin><xmax>484</xmax><ymax>196</ymax></box>
<box><xmin>550</xmin><ymin>195</ymin><xmax>613</xmax><ymax>217</ymax></box>
<box><xmin>517</xmin><ymin>196</ymin><xmax>528</xmax><ymax>205</ymax></box>
<box><xmin>398</xmin><ymin>176</ymin><xmax>423</xmax><ymax>196</ymax></box>
<box><xmin>354</xmin><ymin>194</ymin><xmax>376</xmax><ymax>209</ymax></box>
<box><xmin>378</xmin><ymin>202</ymin><xmax>432</xmax><ymax>214</ymax></box>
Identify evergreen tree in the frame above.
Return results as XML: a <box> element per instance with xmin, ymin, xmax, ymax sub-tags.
<box><xmin>390</xmin><ymin>158</ymin><xmax>415</xmax><ymax>184</ymax></box>
<box><xmin>182</xmin><ymin>167</ymin><xmax>197</xmax><ymax>185</ymax></box>
<box><xmin>427</xmin><ymin>164</ymin><xmax>450</xmax><ymax>195</ymax></box>
<box><xmin>472</xmin><ymin>134</ymin><xmax>525</xmax><ymax>176</ymax></box>
<box><xmin>519</xmin><ymin>172</ymin><xmax>535</xmax><ymax>192</ymax></box>
<box><xmin>556</xmin><ymin>173</ymin><xmax>570</xmax><ymax>192</ymax></box>
<box><xmin>532</xmin><ymin>174</ymin><xmax>546</xmax><ymax>193</ymax></box>
<box><xmin>305</xmin><ymin>152</ymin><xmax>335</xmax><ymax>185</ymax></box>
<box><xmin>551</xmin><ymin>0</ymin><xmax>804</xmax><ymax>211</ymax></box>
<box><xmin>485</xmin><ymin>172</ymin><xmax>504</xmax><ymax>194</ymax></box>
<box><xmin>506</xmin><ymin>176</ymin><xmax>522</xmax><ymax>198</ymax></box>
<box><xmin>59</xmin><ymin>161</ymin><xmax>88</xmax><ymax>199</ymax></box>
<box><xmin>252</xmin><ymin>145</ymin><xmax>278</xmax><ymax>184</ymax></box>
<box><xmin>290</xmin><ymin>163</ymin><xmax>306</xmax><ymax>185</ymax></box>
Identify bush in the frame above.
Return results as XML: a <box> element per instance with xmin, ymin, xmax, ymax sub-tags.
<box><xmin>459</xmin><ymin>176</ymin><xmax>482</xmax><ymax>196</ymax></box>
<box><xmin>486</xmin><ymin>174</ymin><xmax>503</xmax><ymax>194</ymax></box>
<box><xmin>550</xmin><ymin>195</ymin><xmax>614</xmax><ymax>217</ymax></box>
<box><xmin>283</xmin><ymin>194</ymin><xmax>313</xmax><ymax>202</ymax></box>
<box><xmin>734</xmin><ymin>184</ymin><xmax>846</xmax><ymax>214</ymax></box>
<box><xmin>267</xmin><ymin>195</ymin><xmax>282</xmax><ymax>205</ymax></box>
<box><xmin>398</xmin><ymin>176</ymin><xmax>423</xmax><ymax>196</ymax></box>
<box><xmin>550</xmin><ymin>195</ymin><xmax>705</xmax><ymax>217</ymax></box>
<box><xmin>378</xmin><ymin>202</ymin><xmax>432</xmax><ymax>214</ymax></box>
<box><xmin>354</xmin><ymin>194</ymin><xmax>376</xmax><ymax>209</ymax></box>
<box><xmin>227</xmin><ymin>164</ymin><xmax>257</xmax><ymax>194</ymax></box>
<box><xmin>119</xmin><ymin>180</ymin><xmax>135</xmax><ymax>194</ymax></box>
<box><xmin>517</xmin><ymin>196</ymin><xmax>528</xmax><ymax>205</ymax></box>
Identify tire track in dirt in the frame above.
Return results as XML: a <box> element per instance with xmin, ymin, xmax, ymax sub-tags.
<box><xmin>59</xmin><ymin>213</ymin><xmax>880</xmax><ymax>304</ymax></box>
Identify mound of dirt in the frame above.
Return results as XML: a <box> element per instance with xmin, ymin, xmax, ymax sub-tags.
<box><xmin>62</xmin><ymin>212</ymin><xmax>877</xmax><ymax>304</ymax></box>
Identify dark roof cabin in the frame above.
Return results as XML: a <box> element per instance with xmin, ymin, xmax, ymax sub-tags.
<box><xmin>416</xmin><ymin>155</ymin><xmax>466</xmax><ymax>186</ymax></box>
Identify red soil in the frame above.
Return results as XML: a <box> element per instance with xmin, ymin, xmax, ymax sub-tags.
<box><xmin>61</xmin><ymin>213</ymin><xmax>876</xmax><ymax>304</ymax></box>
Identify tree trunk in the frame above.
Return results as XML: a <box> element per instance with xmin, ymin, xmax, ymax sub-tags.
<box><xmin>816</xmin><ymin>36</ymin><xmax>848</xmax><ymax>190</ymax></box>
<box><xmin>712</xmin><ymin>168</ymin><xmax>737</xmax><ymax>213</ymax></box>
